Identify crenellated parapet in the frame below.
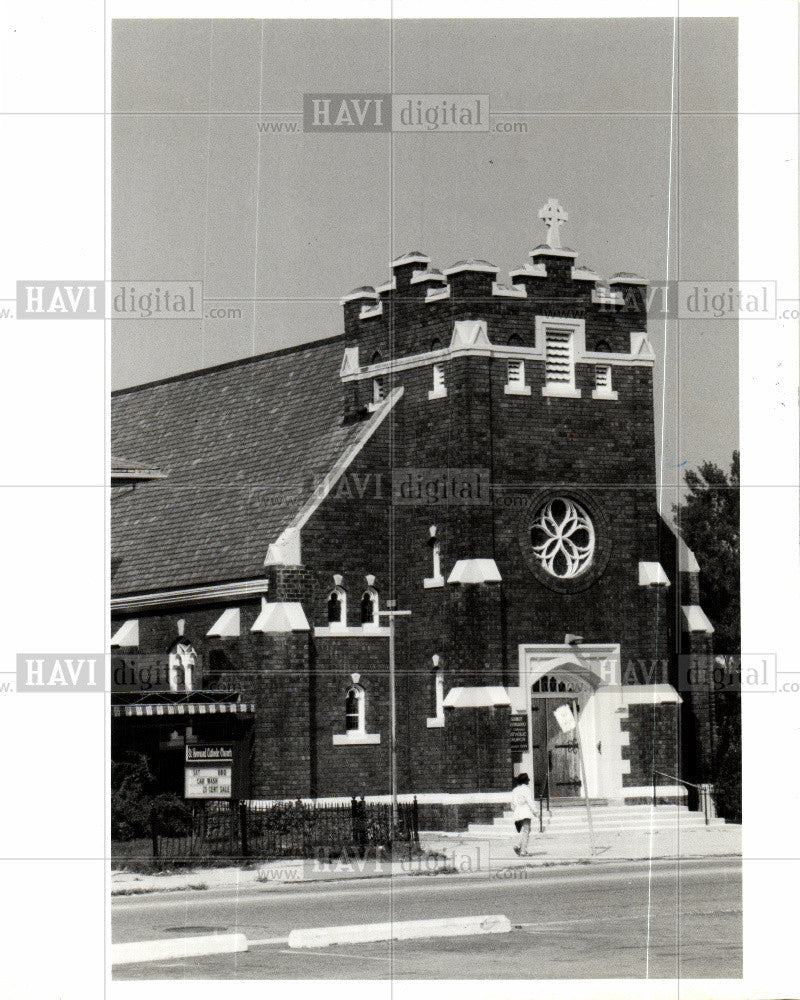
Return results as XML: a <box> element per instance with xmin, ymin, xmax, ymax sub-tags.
<box><xmin>341</xmin><ymin>201</ymin><xmax>649</xmax><ymax>363</ymax></box>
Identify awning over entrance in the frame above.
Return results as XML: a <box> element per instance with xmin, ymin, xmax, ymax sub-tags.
<box><xmin>112</xmin><ymin>701</ymin><xmax>254</xmax><ymax>718</ymax></box>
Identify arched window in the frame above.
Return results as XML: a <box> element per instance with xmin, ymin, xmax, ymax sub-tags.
<box><xmin>371</xmin><ymin>350</ymin><xmax>382</xmax><ymax>365</ymax></box>
<box><xmin>433</xmin><ymin>669</ymin><xmax>444</xmax><ymax>718</ymax></box>
<box><xmin>594</xmin><ymin>339</ymin><xmax>611</xmax><ymax>353</ymax></box>
<box><xmin>360</xmin><ymin>587</ymin><xmax>379</xmax><ymax>626</ymax></box>
<box><xmin>430</xmin><ymin>337</ymin><xmax>442</xmax><ymax>351</ymax></box>
<box><xmin>168</xmin><ymin>638</ymin><xmax>197</xmax><ymax>693</ymax></box>
<box><xmin>508</xmin><ymin>334</ymin><xmax>521</xmax><ymax>346</ymax></box>
<box><xmin>424</xmin><ymin>527</ymin><xmax>443</xmax><ymax>587</ymax></box>
<box><xmin>431</xmin><ymin>538</ymin><xmax>441</xmax><ymax>580</ymax></box>
<box><xmin>345</xmin><ymin>684</ymin><xmax>366</xmax><ymax>733</ymax></box>
<box><xmin>327</xmin><ymin>586</ymin><xmax>346</xmax><ymax>625</ymax></box>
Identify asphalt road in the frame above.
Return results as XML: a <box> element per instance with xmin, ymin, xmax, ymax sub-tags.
<box><xmin>112</xmin><ymin>858</ymin><xmax>742</xmax><ymax>980</ymax></box>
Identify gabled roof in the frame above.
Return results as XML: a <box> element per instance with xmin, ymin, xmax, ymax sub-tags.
<box><xmin>111</xmin><ymin>335</ymin><xmax>367</xmax><ymax>596</ymax></box>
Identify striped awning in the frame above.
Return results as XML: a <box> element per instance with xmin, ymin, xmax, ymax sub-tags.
<box><xmin>112</xmin><ymin>702</ymin><xmax>254</xmax><ymax>718</ymax></box>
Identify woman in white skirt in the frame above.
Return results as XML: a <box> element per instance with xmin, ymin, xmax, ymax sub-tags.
<box><xmin>510</xmin><ymin>772</ymin><xmax>539</xmax><ymax>856</ymax></box>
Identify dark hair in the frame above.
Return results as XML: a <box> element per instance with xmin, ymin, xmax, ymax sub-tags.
<box><xmin>514</xmin><ymin>772</ymin><xmax>530</xmax><ymax>786</ymax></box>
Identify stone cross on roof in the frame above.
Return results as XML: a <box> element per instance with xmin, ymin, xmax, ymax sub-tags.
<box><xmin>538</xmin><ymin>198</ymin><xmax>568</xmax><ymax>249</ymax></box>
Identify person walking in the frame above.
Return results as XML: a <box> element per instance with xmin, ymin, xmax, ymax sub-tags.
<box><xmin>511</xmin><ymin>772</ymin><xmax>539</xmax><ymax>856</ymax></box>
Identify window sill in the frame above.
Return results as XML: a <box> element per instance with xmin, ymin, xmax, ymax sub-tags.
<box><xmin>427</xmin><ymin>388</ymin><xmax>448</xmax><ymax>400</ymax></box>
<box><xmin>426</xmin><ymin>716</ymin><xmax>445</xmax><ymax>728</ymax></box>
<box><xmin>504</xmin><ymin>384</ymin><xmax>531</xmax><ymax>396</ymax></box>
<box><xmin>542</xmin><ymin>385</ymin><xmax>581</xmax><ymax>399</ymax></box>
<box><xmin>591</xmin><ymin>389</ymin><xmax>618</xmax><ymax>401</ymax></box>
<box><xmin>366</xmin><ymin>400</ymin><xmax>384</xmax><ymax>413</ymax></box>
<box><xmin>332</xmin><ymin>732</ymin><xmax>381</xmax><ymax>745</ymax></box>
<box><xmin>315</xmin><ymin>624</ymin><xmax>391</xmax><ymax>637</ymax></box>
<box><xmin>423</xmin><ymin>576</ymin><xmax>445</xmax><ymax>589</ymax></box>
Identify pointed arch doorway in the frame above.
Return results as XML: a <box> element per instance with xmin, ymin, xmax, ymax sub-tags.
<box><xmin>530</xmin><ymin>673</ymin><xmax>593</xmax><ymax>798</ymax></box>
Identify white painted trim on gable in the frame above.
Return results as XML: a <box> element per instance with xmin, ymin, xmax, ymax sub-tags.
<box><xmin>111</xmin><ymin>578</ymin><xmax>270</xmax><ymax>613</ymax></box>
<box><xmin>263</xmin><ymin>386</ymin><xmax>404</xmax><ymax>568</ymax></box>
<box><xmin>426</xmin><ymin>285</ymin><xmax>450</xmax><ymax>302</ymax></box>
<box><xmin>360</xmin><ymin>301</ymin><xmax>383</xmax><ymax>319</ymax></box>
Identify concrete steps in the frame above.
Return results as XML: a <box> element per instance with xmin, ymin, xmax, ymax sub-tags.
<box><xmin>468</xmin><ymin>803</ymin><xmax>725</xmax><ymax>837</ymax></box>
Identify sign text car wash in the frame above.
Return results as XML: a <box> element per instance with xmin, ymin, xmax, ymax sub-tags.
<box><xmin>184</xmin><ymin>744</ymin><xmax>235</xmax><ymax>799</ymax></box>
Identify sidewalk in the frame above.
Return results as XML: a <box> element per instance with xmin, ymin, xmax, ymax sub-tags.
<box><xmin>110</xmin><ymin>821</ymin><xmax>741</xmax><ymax>896</ymax></box>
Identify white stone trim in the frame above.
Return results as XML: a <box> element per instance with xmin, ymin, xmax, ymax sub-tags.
<box><xmin>509</xmin><ymin>262</ymin><xmax>548</xmax><ymax>280</ymax></box>
<box><xmin>451</xmin><ymin>319</ymin><xmax>491</xmax><ymax>349</ymax></box>
<box><xmin>342</xmin><ymin>329</ymin><xmax>654</xmax><ymax>384</ymax></box>
<box><xmin>375</xmin><ymin>278</ymin><xmax>396</xmax><ymax>293</ymax></box>
<box><xmin>251</xmin><ymin>600</ymin><xmax>309</xmax><ymax>633</ymax></box>
<box><xmin>638</xmin><ymin>562</ymin><xmax>671</xmax><ymax>587</ymax></box>
<box><xmin>447</xmin><ymin>558</ymin><xmax>502</xmax><ymax>584</ymax></box>
<box><xmin>592</xmin><ymin>388</ymin><xmax>619</xmax><ymax>400</ymax></box>
<box><xmin>529</xmin><ymin>245</ymin><xmax>577</xmax><ymax>259</ymax></box>
<box><xmin>426</xmin><ymin>716</ymin><xmax>445</xmax><ymax>728</ymax></box>
<box><xmin>359</xmin><ymin>301</ymin><xmax>383</xmax><ymax>319</ymax></box>
<box><xmin>504</xmin><ymin>383</ymin><xmax>532</xmax><ymax>396</ymax></box>
<box><xmin>571</xmin><ymin>266</ymin><xmax>600</xmax><ymax>281</ymax></box>
<box><xmin>426</xmin><ymin>285</ymin><xmax>450</xmax><ymax>302</ymax></box>
<box><xmin>443</xmin><ymin>260</ymin><xmax>499</xmax><ymax>276</ymax></box>
<box><xmin>340</xmin><ymin>287</ymin><xmax>378</xmax><ymax>305</ymax></box>
<box><xmin>443</xmin><ymin>686</ymin><xmax>511</xmax><ymax>708</ymax></box>
<box><xmin>682</xmin><ymin>605</ymin><xmax>715</xmax><ymax>634</ymax></box>
<box><xmin>332</xmin><ymin>731</ymin><xmax>381</xmax><ymax>745</ymax></box>
<box><xmin>492</xmin><ymin>282</ymin><xmax>527</xmax><ymax>298</ymax></box>
<box><xmin>314</xmin><ymin>625</ymin><xmax>390</xmax><ymax>637</ymax></box>
<box><xmin>265</xmin><ymin>526</ymin><xmax>301</xmax><ymax>566</ymax></box>
<box><xmin>112</xmin><ymin>578</ymin><xmax>270</xmax><ymax>613</ymax></box>
<box><xmin>111</xmin><ymin>618</ymin><xmax>139</xmax><ymax>646</ymax></box>
<box><xmin>423</xmin><ymin>576</ymin><xmax>445</xmax><ymax>589</ymax></box>
<box><xmin>207</xmin><ymin>607</ymin><xmax>241</xmax><ymax>637</ymax></box>
<box><xmin>609</xmin><ymin>273</ymin><xmax>648</xmax><ymax>286</ymax></box>
<box><xmin>591</xmin><ymin>288</ymin><xmax>624</xmax><ymax>306</ymax></box>
<box><xmin>410</xmin><ymin>268</ymin><xmax>446</xmax><ymax>285</ymax></box>
<box><xmin>392</xmin><ymin>251</ymin><xmax>430</xmax><ymax>267</ymax></box>
<box><xmin>542</xmin><ymin>385</ymin><xmax>582</xmax><ymax>399</ymax></box>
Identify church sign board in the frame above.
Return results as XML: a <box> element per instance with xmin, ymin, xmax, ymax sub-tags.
<box><xmin>184</xmin><ymin>744</ymin><xmax>234</xmax><ymax>799</ymax></box>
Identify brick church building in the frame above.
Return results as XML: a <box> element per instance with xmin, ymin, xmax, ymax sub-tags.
<box><xmin>111</xmin><ymin>201</ymin><xmax>718</xmax><ymax>813</ymax></box>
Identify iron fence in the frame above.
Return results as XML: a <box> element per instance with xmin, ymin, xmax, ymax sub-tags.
<box><xmin>136</xmin><ymin>796</ymin><xmax>419</xmax><ymax>863</ymax></box>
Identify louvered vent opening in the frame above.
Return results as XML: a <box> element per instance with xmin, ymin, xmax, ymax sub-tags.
<box><xmin>594</xmin><ymin>365</ymin><xmax>612</xmax><ymax>390</ymax></box>
<box><xmin>432</xmin><ymin>364</ymin><xmax>445</xmax><ymax>390</ymax></box>
<box><xmin>507</xmin><ymin>359</ymin><xmax>524</xmax><ymax>385</ymax></box>
<box><xmin>545</xmin><ymin>330</ymin><xmax>573</xmax><ymax>384</ymax></box>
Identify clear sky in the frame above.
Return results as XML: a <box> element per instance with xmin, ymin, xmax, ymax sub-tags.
<box><xmin>111</xmin><ymin>17</ymin><xmax>739</xmax><ymax>485</ymax></box>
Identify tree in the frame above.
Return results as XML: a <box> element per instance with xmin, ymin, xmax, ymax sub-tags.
<box><xmin>674</xmin><ymin>450</ymin><xmax>740</xmax><ymax>654</ymax></box>
<box><xmin>674</xmin><ymin>451</ymin><xmax>741</xmax><ymax>822</ymax></box>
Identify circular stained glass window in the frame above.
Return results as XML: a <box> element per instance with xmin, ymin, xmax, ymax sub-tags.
<box><xmin>530</xmin><ymin>497</ymin><xmax>595</xmax><ymax>579</ymax></box>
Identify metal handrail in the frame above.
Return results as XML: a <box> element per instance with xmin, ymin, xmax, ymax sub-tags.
<box><xmin>538</xmin><ymin>772</ymin><xmax>551</xmax><ymax>833</ymax></box>
<box><xmin>652</xmin><ymin>770</ymin><xmax>714</xmax><ymax>825</ymax></box>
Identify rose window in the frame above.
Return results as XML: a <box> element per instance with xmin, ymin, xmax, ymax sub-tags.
<box><xmin>530</xmin><ymin>498</ymin><xmax>595</xmax><ymax>579</ymax></box>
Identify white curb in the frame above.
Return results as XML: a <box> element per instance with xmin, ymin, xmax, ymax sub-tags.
<box><xmin>112</xmin><ymin>933</ymin><xmax>248</xmax><ymax>966</ymax></box>
<box><xmin>287</xmin><ymin>914</ymin><xmax>512</xmax><ymax>949</ymax></box>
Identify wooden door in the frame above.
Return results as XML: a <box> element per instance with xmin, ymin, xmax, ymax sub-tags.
<box><xmin>531</xmin><ymin>694</ymin><xmax>582</xmax><ymax>797</ymax></box>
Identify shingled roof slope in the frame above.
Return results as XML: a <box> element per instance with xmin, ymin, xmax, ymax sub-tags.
<box><xmin>111</xmin><ymin>335</ymin><xmax>356</xmax><ymax>595</ymax></box>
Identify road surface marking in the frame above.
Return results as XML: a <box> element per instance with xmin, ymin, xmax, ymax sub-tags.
<box><xmin>112</xmin><ymin>932</ymin><xmax>248</xmax><ymax>966</ymax></box>
<box><xmin>287</xmin><ymin>914</ymin><xmax>512</xmax><ymax>948</ymax></box>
